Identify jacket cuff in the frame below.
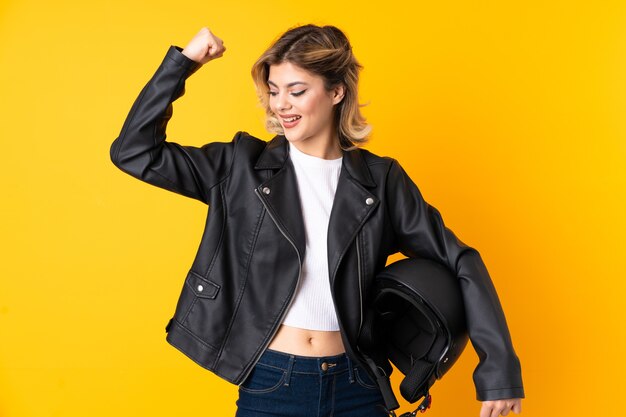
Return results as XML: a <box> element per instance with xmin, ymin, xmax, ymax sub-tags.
<box><xmin>165</xmin><ymin>45</ymin><xmax>203</xmax><ymax>77</ymax></box>
<box><xmin>477</xmin><ymin>386</ymin><xmax>525</xmax><ymax>401</ymax></box>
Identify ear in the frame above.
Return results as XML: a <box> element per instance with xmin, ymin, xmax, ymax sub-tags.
<box><xmin>332</xmin><ymin>83</ymin><xmax>346</xmax><ymax>105</ymax></box>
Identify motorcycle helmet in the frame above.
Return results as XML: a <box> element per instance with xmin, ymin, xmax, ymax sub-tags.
<box><xmin>357</xmin><ymin>257</ymin><xmax>469</xmax><ymax>415</ymax></box>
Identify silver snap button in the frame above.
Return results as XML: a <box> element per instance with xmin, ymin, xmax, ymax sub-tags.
<box><xmin>197</xmin><ymin>284</ymin><xmax>204</xmax><ymax>292</ymax></box>
<box><xmin>262</xmin><ymin>186</ymin><xmax>271</xmax><ymax>195</ymax></box>
<box><xmin>365</xmin><ymin>197</ymin><xmax>374</xmax><ymax>205</ymax></box>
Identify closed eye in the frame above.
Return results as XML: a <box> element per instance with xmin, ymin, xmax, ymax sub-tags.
<box><xmin>268</xmin><ymin>90</ymin><xmax>307</xmax><ymax>97</ymax></box>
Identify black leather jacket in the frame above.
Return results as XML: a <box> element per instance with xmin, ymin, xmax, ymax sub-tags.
<box><xmin>110</xmin><ymin>45</ymin><xmax>525</xmax><ymax>401</ymax></box>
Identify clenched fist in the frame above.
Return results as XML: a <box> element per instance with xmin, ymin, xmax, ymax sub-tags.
<box><xmin>181</xmin><ymin>27</ymin><xmax>226</xmax><ymax>65</ymax></box>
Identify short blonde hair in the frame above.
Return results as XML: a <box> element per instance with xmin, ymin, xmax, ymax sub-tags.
<box><xmin>251</xmin><ymin>24</ymin><xmax>372</xmax><ymax>151</ymax></box>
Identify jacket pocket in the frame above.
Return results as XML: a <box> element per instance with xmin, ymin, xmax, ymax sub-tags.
<box><xmin>176</xmin><ymin>269</ymin><xmax>224</xmax><ymax>349</ymax></box>
<box><xmin>173</xmin><ymin>270</ymin><xmax>221</xmax><ymax>326</ymax></box>
<box><xmin>185</xmin><ymin>270</ymin><xmax>220</xmax><ymax>299</ymax></box>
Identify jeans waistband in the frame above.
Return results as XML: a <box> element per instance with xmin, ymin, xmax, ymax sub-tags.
<box><xmin>258</xmin><ymin>348</ymin><xmax>355</xmax><ymax>376</ymax></box>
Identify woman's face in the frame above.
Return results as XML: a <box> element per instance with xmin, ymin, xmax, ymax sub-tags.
<box><xmin>268</xmin><ymin>61</ymin><xmax>344</xmax><ymax>146</ymax></box>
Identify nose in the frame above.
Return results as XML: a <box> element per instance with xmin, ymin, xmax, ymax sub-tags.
<box><xmin>276</xmin><ymin>92</ymin><xmax>291</xmax><ymax>112</ymax></box>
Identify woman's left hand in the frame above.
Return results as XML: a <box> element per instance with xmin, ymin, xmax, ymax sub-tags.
<box><xmin>480</xmin><ymin>398</ymin><xmax>522</xmax><ymax>417</ymax></box>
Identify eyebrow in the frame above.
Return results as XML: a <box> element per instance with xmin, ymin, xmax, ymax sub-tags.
<box><xmin>267</xmin><ymin>80</ymin><xmax>309</xmax><ymax>88</ymax></box>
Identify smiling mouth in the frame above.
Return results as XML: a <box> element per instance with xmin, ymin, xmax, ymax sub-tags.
<box><xmin>280</xmin><ymin>114</ymin><xmax>302</xmax><ymax>129</ymax></box>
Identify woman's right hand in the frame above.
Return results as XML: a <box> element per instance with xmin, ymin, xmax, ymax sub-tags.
<box><xmin>181</xmin><ymin>27</ymin><xmax>226</xmax><ymax>65</ymax></box>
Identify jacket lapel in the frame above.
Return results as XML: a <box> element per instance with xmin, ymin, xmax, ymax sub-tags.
<box><xmin>253</xmin><ymin>135</ymin><xmax>306</xmax><ymax>260</ymax></box>
<box><xmin>326</xmin><ymin>150</ymin><xmax>379</xmax><ymax>286</ymax></box>
<box><xmin>254</xmin><ymin>135</ymin><xmax>380</xmax><ymax>286</ymax></box>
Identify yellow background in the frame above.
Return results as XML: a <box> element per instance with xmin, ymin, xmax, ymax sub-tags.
<box><xmin>1</xmin><ymin>0</ymin><xmax>625</xmax><ymax>416</ymax></box>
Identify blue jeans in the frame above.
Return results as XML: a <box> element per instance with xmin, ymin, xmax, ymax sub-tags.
<box><xmin>235</xmin><ymin>348</ymin><xmax>389</xmax><ymax>417</ymax></box>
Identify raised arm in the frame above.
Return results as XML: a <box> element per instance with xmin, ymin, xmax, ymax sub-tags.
<box><xmin>110</xmin><ymin>27</ymin><xmax>235</xmax><ymax>204</ymax></box>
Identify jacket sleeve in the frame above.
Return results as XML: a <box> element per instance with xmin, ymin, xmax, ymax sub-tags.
<box><xmin>110</xmin><ymin>45</ymin><xmax>239</xmax><ymax>204</ymax></box>
<box><xmin>385</xmin><ymin>157</ymin><xmax>525</xmax><ymax>401</ymax></box>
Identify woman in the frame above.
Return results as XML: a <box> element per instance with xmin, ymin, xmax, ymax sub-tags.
<box><xmin>110</xmin><ymin>24</ymin><xmax>524</xmax><ymax>417</ymax></box>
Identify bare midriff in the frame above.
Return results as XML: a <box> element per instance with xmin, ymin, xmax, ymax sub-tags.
<box><xmin>267</xmin><ymin>324</ymin><xmax>346</xmax><ymax>357</ymax></box>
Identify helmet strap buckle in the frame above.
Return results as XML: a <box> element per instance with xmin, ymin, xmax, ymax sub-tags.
<box><xmin>395</xmin><ymin>392</ymin><xmax>432</xmax><ymax>416</ymax></box>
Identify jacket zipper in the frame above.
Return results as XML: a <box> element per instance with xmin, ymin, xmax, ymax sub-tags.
<box><xmin>355</xmin><ymin>233</ymin><xmax>373</xmax><ymax>375</ymax></box>
<box><xmin>356</xmin><ymin>231</ymin><xmax>364</xmax><ymax>342</ymax></box>
<box><xmin>237</xmin><ymin>187</ymin><xmax>303</xmax><ymax>386</ymax></box>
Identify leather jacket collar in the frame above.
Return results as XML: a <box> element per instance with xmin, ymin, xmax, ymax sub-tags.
<box><xmin>254</xmin><ymin>134</ymin><xmax>377</xmax><ymax>188</ymax></box>
<box><xmin>253</xmin><ymin>134</ymin><xmax>380</xmax><ymax>287</ymax></box>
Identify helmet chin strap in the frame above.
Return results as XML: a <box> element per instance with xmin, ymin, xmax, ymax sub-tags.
<box><xmin>358</xmin><ymin>350</ymin><xmax>433</xmax><ymax>416</ymax></box>
<box><xmin>391</xmin><ymin>393</ymin><xmax>432</xmax><ymax>417</ymax></box>
<box><xmin>358</xmin><ymin>351</ymin><xmax>399</xmax><ymax>411</ymax></box>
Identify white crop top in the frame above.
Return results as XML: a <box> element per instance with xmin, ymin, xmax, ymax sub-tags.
<box><xmin>280</xmin><ymin>141</ymin><xmax>343</xmax><ymax>331</ymax></box>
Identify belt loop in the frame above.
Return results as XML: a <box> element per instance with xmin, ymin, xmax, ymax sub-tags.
<box><xmin>346</xmin><ymin>353</ymin><xmax>355</xmax><ymax>383</ymax></box>
<box><xmin>283</xmin><ymin>354</ymin><xmax>295</xmax><ymax>386</ymax></box>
